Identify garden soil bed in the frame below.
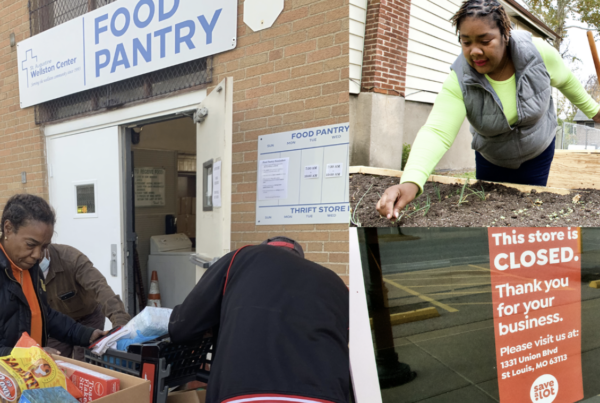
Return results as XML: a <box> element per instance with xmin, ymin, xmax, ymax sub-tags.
<box><xmin>350</xmin><ymin>173</ymin><xmax>600</xmax><ymax>227</ymax></box>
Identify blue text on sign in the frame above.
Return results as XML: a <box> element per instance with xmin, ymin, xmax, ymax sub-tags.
<box><xmin>94</xmin><ymin>0</ymin><xmax>222</xmax><ymax>77</ymax></box>
<box><xmin>290</xmin><ymin>125</ymin><xmax>349</xmax><ymax>139</ymax></box>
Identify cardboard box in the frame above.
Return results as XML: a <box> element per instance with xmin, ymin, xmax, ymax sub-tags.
<box><xmin>167</xmin><ymin>389</ymin><xmax>206</xmax><ymax>403</ymax></box>
<box><xmin>56</xmin><ymin>360</ymin><xmax>119</xmax><ymax>402</ymax></box>
<box><xmin>51</xmin><ymin>355</ymin><xmax>150</xmax><ymax>403</ymax></box>
<box><xmin>177</xmin><ymin>215</ymin><xmax>188</xmax><ymax>234</ymax></box>
<box><xmin>181</xmin><ymin>197</ymin><xmax>193</xmax><ymax>215</ymax></box>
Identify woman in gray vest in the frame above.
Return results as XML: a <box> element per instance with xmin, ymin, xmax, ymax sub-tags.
<box><xmin>376</xmin><ymin>0</ymin><xmax>600</xmax><ymax>221</ymax></box>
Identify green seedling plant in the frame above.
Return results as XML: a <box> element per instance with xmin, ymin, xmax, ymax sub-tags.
<box><xmin>393</xmin><ymin>195</ymin><xmax>432</xmax><ymax>224</ymax></box>
<box><xmin>407</xmin><ymin>195</ymin><xmax>431</xmax><ymax>217</ymax></box>
<box><xmin>457</xmin><ymin>180</ymin><xmax>469</xmax><ymax>205</ymax></box>
<box><xmin>350</xmin><ymin>183</ymin><xmax>373</xmax><ymax>227</ymax></box>
<box><xmin>433</xmin><ymin>184</ymin><xmax>441</xmax><ymax>202</ymax></box>
<box><xmin>456</xmin><ymin>180</ymin><xmax>486</xmax><ymax>205</ymax></box>
<box><xmin>466</xmin><ymin>185</ymin><xmax>486</xmax><ymax>201</ymax></box>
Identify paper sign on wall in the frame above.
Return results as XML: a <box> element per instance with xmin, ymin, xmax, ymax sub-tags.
<box><xmin>213</xmin><ymin>160</ymin><xmax>222</xmax><ymax>207</ymax></box>
<box><xmin>304</xmin><ymin>165</ymin><xmax>319</xmax><ymax>179</ymax></box>
<box><xmin>326</xmin><ymin>163</ymin><xmax>343</xmax><ymax>178</ymax></box>
<box><xmin>258</xmin><ymin>158</ymin><xmax>289</xmax><ymax>200</ymax></box>
<box><xmin>134</xmin><ymin>168</ymin><xmax>165</xmax><ymax>207</ymax></box>
<box><xmin>488</xmin><ymin>227</ymin><xmax>582</xmax><ymax>403</ymax></box>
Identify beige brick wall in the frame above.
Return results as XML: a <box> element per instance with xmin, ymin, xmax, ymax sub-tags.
<box><xmin>210</xmin><ymin>0</ymin><xmax>350</xmax><ymax>283</ymax></box>
<box><xmin>0</xmin><ymin>0</ymin><xmax>350</xmax><ymax>283</ymax></box>
<box><xmin>0</xmin><ymin>0</ymin><xmax>47</xmax><ymax>201</ymax></box>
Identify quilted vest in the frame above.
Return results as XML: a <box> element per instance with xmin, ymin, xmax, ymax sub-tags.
<box><xmin>451</xmin><ymin>30</ymin><xmax>556</xmax><ymax>169</ymax></box>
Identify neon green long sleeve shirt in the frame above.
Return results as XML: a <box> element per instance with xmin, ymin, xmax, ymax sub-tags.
<box><xmin>400</xmin><ymin>37</ymin><xmax>600</xmax><ymax>193</ymax></box>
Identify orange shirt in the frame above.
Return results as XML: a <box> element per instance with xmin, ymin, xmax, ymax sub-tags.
<box><xmin>0</xmin><ymin>243</ymin><xmax>43</xmax><ymax>345</ymax></box>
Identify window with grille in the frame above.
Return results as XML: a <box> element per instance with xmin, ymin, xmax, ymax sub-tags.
<box><xmin>28</xmin><ymin>0</ymin><xmax>212</xmax><ymax>124</ymax></box>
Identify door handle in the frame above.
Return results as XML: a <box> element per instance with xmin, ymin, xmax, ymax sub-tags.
<box><xmin>110</xmin><ymin>244</ymin><xmax>117</xmax><ymax>277</ymax></box>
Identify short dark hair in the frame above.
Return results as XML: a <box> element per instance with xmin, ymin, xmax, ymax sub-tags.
<box><xmin>451</xmin><ymin>0</ymin><xmax>512</xmax><ymax>42</ymax></box>
<box><xmin>1</xmin><ymin>194</ymin><xmax>56</xmax><ymax>234</ymax></box>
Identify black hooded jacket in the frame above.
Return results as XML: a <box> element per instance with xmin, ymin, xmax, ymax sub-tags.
<box><xmin>0</xmin><ymin>247</ymin><xmax>96</xmax><ymax>356</ymax></box>
<box><xmin>169</xmin><ymin>244</ymin><xmax>349</xmax><ymax>403</ymax></box>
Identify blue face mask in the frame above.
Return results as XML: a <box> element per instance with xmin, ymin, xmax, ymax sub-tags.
<box><xmin>39</xmin><ymin>256</ymin><xmax>50</xmax><ymax>277</ymax></box>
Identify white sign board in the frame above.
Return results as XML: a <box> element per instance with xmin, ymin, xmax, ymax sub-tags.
<box><xmin>134</xmin><ymin>167</ymin><xmax>165</xmax><ymax>207</ymax></box>
<box><xmin>212</xmin><ymin>160</ymin><xmax>222</xmax><ymax>208</ymax></box>
<box><xmin>256</xmin><ymin>123</ymin><xmax>350</xmax><ymax>225</ymax></box>
<box><xmin>17</xmin><ymin>0</ymin><xmax>237</xmax><ymax>108</ymax></box>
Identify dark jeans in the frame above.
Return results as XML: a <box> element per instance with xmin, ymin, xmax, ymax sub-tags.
<box><xmin>47</xmin><ymin>304</ymin><xmax>105</xmax><ymax>361</ymax></box>
<box><xmin>475</xmin><ymin>138</ymin><xmax>555</xmax><ymax>186</ymax></box>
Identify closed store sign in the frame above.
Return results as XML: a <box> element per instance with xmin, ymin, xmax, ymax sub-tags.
<box><xmin>488</xmin><ymin>227</ymin><xmax>583</xmax><ymax>403</ymax></box>
<box><xmin>17</xmin><ymin>0</ymin><xmax>237</xmax><ymax>108</ymax></box>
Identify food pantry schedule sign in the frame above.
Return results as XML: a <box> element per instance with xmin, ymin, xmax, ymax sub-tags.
<box><xmin>488</xmin><ymin>228</ymin><xmax>582</xmax><ymax>403</ymax></box>
<box><xmin>17</xmin><ymin>0</ymin><xmax>237</xmax><ymax>108</ymax></box>
<box><xmin>256</xmin><ymin>123</ymin><xmax>349</xmax><ymax>225</ymax></box>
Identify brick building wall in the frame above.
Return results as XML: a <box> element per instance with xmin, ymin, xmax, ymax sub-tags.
<box><xmin>361</xmin><ymin>0</ymin><xmax>411</xmax><ymax>96</ymax></box>
<box><xmin>212</xmin><ymin>0</ymin><xmax>350</xmax><ymax>283</ymax></box>
<box><xmin>0</xmin><ymin>0</ymin><xmax>46</xmax><ymax>201</ymax></box>
<box><xmin>0</xmin><ymin>0</ymin><xmax>350</xmax><ymax>283</ymax></box>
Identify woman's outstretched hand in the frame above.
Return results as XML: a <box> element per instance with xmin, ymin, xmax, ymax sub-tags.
<box><xmin>376</xmin><ymin>182</ymin><xmax>419</xmax><ymax>220</ymax></box>
<box><xmin>593</xmin><ymin>108</ymin><xmax>600</xmax><ymax>124</ymax></box>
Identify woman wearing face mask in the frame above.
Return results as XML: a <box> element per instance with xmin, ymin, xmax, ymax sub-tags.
<box><xmin>376</xmin><ymin>0</ymin><xmax>600</xmax><ymax>220</ymax></box>
<box><xmin>0</xmin><ymin>194</ymin><xmax>107</xmax><ymax>356</ymax></box>
<box><xmin>41</xmin><ymin>243</ymin><xmax>131</xmax><ymax>361</ymax></box>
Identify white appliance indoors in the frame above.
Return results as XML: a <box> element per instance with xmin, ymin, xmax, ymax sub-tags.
<box><xmin>147</xmin><ymin>233</ymin><xmax>203</xmax><ymax>308</ymax></box>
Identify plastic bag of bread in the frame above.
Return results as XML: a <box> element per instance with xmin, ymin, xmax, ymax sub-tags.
<box><xmin>0</xmin><ymin>333</ymin><xmax>83</xmax><ymax>402</ymax></box>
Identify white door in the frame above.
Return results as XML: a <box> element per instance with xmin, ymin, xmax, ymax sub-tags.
<box><xmin>46</xmin><ymin>126</ymin><xmax>125</xmax><ymax>324</ymax></box>
<box><xmin>195</xmin><ymin>77</ymin><xmax>233</xmax><ymax>270</ymax></box>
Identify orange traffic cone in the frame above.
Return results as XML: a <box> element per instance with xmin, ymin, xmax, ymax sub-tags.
<box><xmin>147</xmin><ymin>271</ymin><xmax>162</xmax><ymax>307</ymax></box>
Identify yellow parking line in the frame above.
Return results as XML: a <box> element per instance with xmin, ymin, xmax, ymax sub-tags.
<box><xmin>398</xmin><ymin>283</ymin><xmax>490</xmax><ymax>288</ymax></box>
<box><xmin>388</xmin><ymin>269</ymin><xmax>484</xmax><ymax>276</ymax></box>
<box><xmin>383</xmin><ymin>278</ymin><xmax>459</xmax><ymax>313</ymax></box>
<box><xmin>388</xmin><ymin>276</ymin><xmax>492</xmax><ymax>281</ymax></box>
<box><xmin>469</xmin><ymin>264</ymin><xmax>532</xmax><ymax>282</ymax></box>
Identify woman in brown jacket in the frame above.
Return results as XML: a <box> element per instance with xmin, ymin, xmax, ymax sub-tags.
<box><xmin>42</xmin><ymin>243</ymin><xmax>131</xmax><ymax>360</ymax></box>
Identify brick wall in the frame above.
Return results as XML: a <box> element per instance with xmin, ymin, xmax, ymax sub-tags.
<box><xmin>0</xmin><ymin>0</ymin><xmax>47</xmax><ymax>202</ymax></box>
<box><xmin>207</xmin><ymin>0</ymin><xmax>350</xmax><ymax>283</ymax></box>
<box><xmin>0</xmin><ymin>0</ymin><xmax>350</xmax><ymax>283</ymax></box>
<box><xmin>361</xmin><ymin>0</ymin><xmax>411</xmax><ymax>97</ymax></box>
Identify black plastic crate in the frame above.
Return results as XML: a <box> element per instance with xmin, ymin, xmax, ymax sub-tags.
<box><xmin>84</xmin><ymin>335</ymin><xmax>212</xmax><ymax>403</ymax></box>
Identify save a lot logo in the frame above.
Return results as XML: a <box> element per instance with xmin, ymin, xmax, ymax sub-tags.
<box><xmin>530</xmin><ymin>374</ymin><xmax>558</xmax><ymax>402</ymax></box>
<box><xmin>0</xmin><ymin>373</ymin><xmax>17</xmax><ymax>401</ymax></box>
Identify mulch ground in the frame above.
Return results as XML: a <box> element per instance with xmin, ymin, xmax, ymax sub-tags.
<box><xmin>349</xmin><ymin>173</ymin><xmax>600</xmax><ymax>227</ymax></box>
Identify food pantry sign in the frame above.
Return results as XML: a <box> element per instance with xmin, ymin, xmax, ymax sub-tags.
<box><xmin>488</xmin><ymin>227</ymin><xmax>582</xmax><ymax>403</ymax></box>
<box><xmin>17</xmin><ymin>0</ymin><xmax>237</xmax><ymax>108</ymax></box>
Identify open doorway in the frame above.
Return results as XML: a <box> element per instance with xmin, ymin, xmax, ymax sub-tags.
<box><xmin>128</xmin><ymin>116</ymin><xmax>199</xmax><ymax>313</ymax></box>
<box><xmin>46</xmin><ymin>78</ymin><xmax>232</xmax><ymax>324</ymax></box>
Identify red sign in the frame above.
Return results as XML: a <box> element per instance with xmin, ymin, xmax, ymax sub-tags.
<box><xmin>0</xmin><ymin>373</ymin><xmax>17</xmax><ymax>402</ymax></box>
<box><xmin>488</xmin><ymin>227</ymin><xmax>582</xmax><ymax>403</ymax></box>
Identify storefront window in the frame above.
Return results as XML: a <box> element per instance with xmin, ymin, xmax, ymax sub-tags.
<box><xmin>358</xmin><ymin>227</ymin><xmax>600</xmax><ymax>402</ymax></box>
